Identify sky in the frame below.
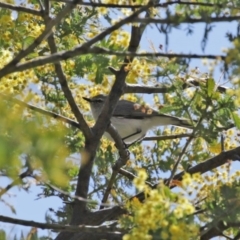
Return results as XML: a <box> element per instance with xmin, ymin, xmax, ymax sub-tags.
<box><xmin>0</xmin><ymin>3</ymin><xmax>238</xmax><ymax>240</ymax></box>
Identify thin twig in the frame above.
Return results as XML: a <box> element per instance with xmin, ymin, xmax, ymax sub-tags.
<box><xmin>166</xmin><ymin>136</ymin><xmax>194</xmax><ymax>186</ymax></box>
<box><xmin>40</xmin><ymin>179</ymin><xmax>119</xmax><ymax>207</ymax></box>
<box><xmin>166</xmin><ymin>112</ymin><xmax>206</xmax><ymax>186</ymax></box>
<box><xmin>0</xmin><ymin>94</ymin><xmax>80</xmax><ymax>129</ymax></box>
<box><xmin>142</xmin><ymin>134</ymin><xmax>193</xmax><ymax>141</ymax></box>
<box><xmin>0</xmin><ymin>166</ymin><xmax>32</xmax><ymax>197</ymax></box>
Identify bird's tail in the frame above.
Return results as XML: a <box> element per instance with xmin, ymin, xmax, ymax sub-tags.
<box><xmin>172</xmin><ymin>117</ymin><xmax>194</xmax><ymax>129</ymax></box>
<box><xmin>152</xmin><ymin>115</ymin><xmax>194</xmax><ymax>129</ymax></box>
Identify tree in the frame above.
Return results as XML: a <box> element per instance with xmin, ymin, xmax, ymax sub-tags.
<box><xmin>0</xmin><ymin>0</ymin><xmax>240</xmax><ymax>239</ymax></box>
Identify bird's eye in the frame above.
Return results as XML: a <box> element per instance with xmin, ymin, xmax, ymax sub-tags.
<box><xmin>95</xmin><ymin>99</ymin><xmax>103</xmax><ymax>102</ymax></box>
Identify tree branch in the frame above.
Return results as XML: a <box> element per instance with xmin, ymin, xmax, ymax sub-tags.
<box><xmin>0</xmin><ymin>94</ymin><xmax>80</xmax><ymax>129</ymax></box>
<box><xmin>46</xmin><ymin>33</ymin><xmax>92</xmax><ymax>140</ymax></box>
<box><xmin>39</xmin><ymin>180</ymin><xmax>118</xmax><ymax>207</ymax></box>
<box><xmin>200</xmin><ymin>221</ymin><xmax>240</xmax><ymax>240</ymax></box>
<box><xmin>124</xmin><ymin>83</ymin><xmax>169</xmax><ymax>94</ymax></box>
<box><xmin>54</xmin><ymin>4</ymin><xmax>156</xmax><ymax>231</ymax></box>
<box><xmin>5</xmin><ymin>47</ymin><xmax>226</xmax><ymax>75</ymax></box>
<box><xmin>0</xmin><ymin>2</ymin><xmax>42</xmax><ymax>16</ymax></box>
<box><xmin>142</xmin><ymin>134</ymin><xmax>193</xmax><ymax>141</ymax></box>
<box><xmin>134</xmin><ymin>146</ymin><xmax>240</xmax><ymax>202</ymax></box>
<box><xmin>95</xmin><ymin>1</ymin><xmax>154</xmax><ymax>208</ymax></box>
<box><xmin>50</xmin><ymin>0</ymin><xmax>240</xmax><ymax>10</ymax></box>
<box><xmin>68</xmin><ymin>231</ymin><xmax>124</xmax><ymax>240</ymax></box>
<box><xmin>134</xmin><ymin>15</ymin><xmax>240</xmax><ymax>24</ymax></box>
<box><xmin>38</xmin><ymin>6</ymin><xmax>94</xmax><ymax>228</ymax></box>
<box><xmin>0</xmin><ymin>215</ymin><xmax>125</xmax><ymax>234</ymax></box>
<box><xmin>0</xmin><ymin>164</ymin><xmax>32</xmax><ymax>197</ymax></box>
<box><xmin>99</xmin><ymin>122</ymin><xmax>130</xmax><ymax>209</ymax></box>
<box><xmin>125</xmin><ymin>80</ymin><xmax>228</xmax><ymax>94</ymax></box>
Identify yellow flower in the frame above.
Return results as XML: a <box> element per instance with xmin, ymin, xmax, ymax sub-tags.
<box><xmin>133</xmin><ymin>169</ymin><xmax>148</xmax><ymax>191</ymax></box>
<box><xmin>98</xmin><ymin>7</ymin><xmax>108</xmax><ymax>15</ymax></box>
<box><xmin>161</xmin><ymin>231</ymin><xmax>169</xmax><ymax>239</ymax></box>
<box><xmin>173</xmin><ymin>207</ymin><xmax>183</xmax><ymax>218</ymax></box>
<box><xmin>169</xmin><ymin>224</ymin><xmax>181</xmax><ymax>235</ymax></box>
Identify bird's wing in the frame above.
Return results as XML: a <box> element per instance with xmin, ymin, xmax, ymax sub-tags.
<box><xmin>113</xmin><ymin>100</ymin><xmax>193</xmax><ymax>128</ymax></box>
<box><xmin>113</xmin><ymin>100</ymin><xmax>163</xmax><ymax>119</ymax></box>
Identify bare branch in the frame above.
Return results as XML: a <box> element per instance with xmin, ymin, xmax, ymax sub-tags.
<box><xmin>124</xmin><ymin>83</ymin><xmax>169</xmax><ymax>94</ymax></box>
<box><xmin>0</xmin><ymin>94</ymin><xmax>80</xmax><ymax>129</ymax></box>
<box><xmin>166</xmin><ymin>135</ymin><xmax>194</xmax><ymax>186</ymax></box>
<box><xmin>46</xmin><ymin>33</ymin><xmax>92</xmax><ymax>140</ymax></box>
<box><xmin>142</xmin><ymin>134</ymin><xmax>193</xmax><ymax>141</ymax></box>
<box><xmin>40</xmin><ymin>180</ymin><xmax>119</xmax><ymax>207</ymax></box>
<box><xmin>100</xmin><ymin>160</ymin><xmax>124</xmax><ymax>209</ymax></box>
<box><xmin>166</xmin><ymin>109</ymin><xmax>207</xmax><ymax>186</ymax></box>
<box><xmin>175</xmin><ymin>149</ymin><xmax>240</xmax><ymax>180</ymax></box>
<box><xmin>0</xmin><ymin>2</ymin><xmax>42</xmax><ymax>16</ymax></box>
<box><xmin>0</xmin><ymin>165</ymin><xmax>32</xmax><ymax>197</ymax></box>
<box><xmin>0</xmin><ymin>215</ymin><xmax>125</xmax><ymax>234</ymax></box>
<box><xmin>107</xmin><ymin>125</ymin><xmax>130</xmax><ymax>160</ymax></box>
<box><xmin>125</xmin><ymin>80</ymin><xmax>228</xmax><ymax>94</ymax></box>
<box><xmin>55</xmin><ymin>206</ymin><xmax>126</xmax><ymax>240</ymax></box>
<box><xmin>100</xmin><ymin>125</ymin><xmax>130</xmax><ymax>209</ymax></box>
<box><xmin>118</xmin><ymin>168</ymin><xmax>136</xmax><ymax>181</ymax></box>
<box><xmin>89</xmin><ymin>206</ymin><xmax>127</xmax><ymax>223</ymax></box>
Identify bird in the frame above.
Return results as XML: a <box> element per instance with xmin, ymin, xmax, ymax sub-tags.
<box><xmin>83</xmin><ymin>94</ymin><xmax>193</xmax><ymax>144</ymax></box>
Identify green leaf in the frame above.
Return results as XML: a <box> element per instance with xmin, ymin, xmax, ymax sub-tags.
<box><xmin>207</xmin><ymin>78</ymin><xmax>215</xmax><ymax>96</ymax></box>
<box><xmin>95</xmin><ymin>67</ymin><xmax>103</xmax><ymax>84</ymax></box>
<box><xmin>22</xmin><ymin>36</ymin><xmax>35</xmax><ymax>50</ymax></box>
<box><xmin>0</xmin><ymin>229</ymin><xmax>6</xmax><ymax>240</ymax></box>
<box><xmin>231</xmin><ymin>111</ymin><xmax>240</xmax><ymax>129</ymax></box>
<box><xmin>26</xmin><ymin>52</ymin><xmax>39</xmax><ymax>59</ymax></box>
<box><xmin>159</xmin><ymin>105</ymin><xmax>182</xmax><ymax>114</ymax></box>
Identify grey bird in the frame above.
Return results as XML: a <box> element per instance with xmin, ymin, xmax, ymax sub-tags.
<box><xmin>83</xmin><ymin>94</ymin><xmax>193</xmax><ymax>144</ymax></box>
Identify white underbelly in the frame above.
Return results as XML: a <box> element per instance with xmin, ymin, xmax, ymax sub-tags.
<box><xmin>104</xmin><ymin>117</ymin><xmax>150</xmax><ymax>144</ymax></box>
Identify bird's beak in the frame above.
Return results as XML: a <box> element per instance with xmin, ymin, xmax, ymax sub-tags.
<box><xmin>83</xmin><ymin>97</ymin><xmax>91</xmax><ymax>102</ymax></box>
